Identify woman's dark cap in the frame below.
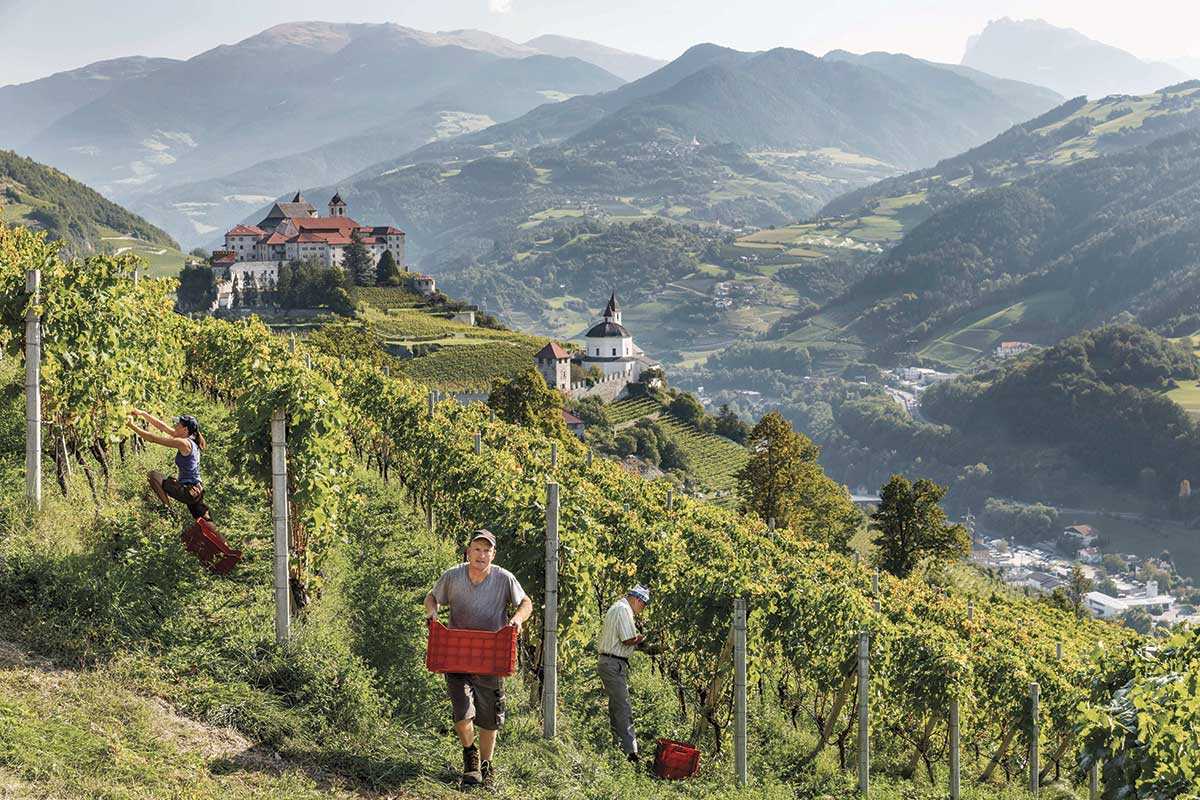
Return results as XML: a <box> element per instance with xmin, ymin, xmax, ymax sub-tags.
<box><xmin>173</xmin><ymin>415</ymin><xmax>200</xmax><ymax>437</ymax></box>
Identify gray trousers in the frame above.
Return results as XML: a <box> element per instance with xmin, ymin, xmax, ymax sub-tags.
<box><xmin>598</xmin><ymin>654</ymin><xmax>636</xmax><ymax>755</ymax></box>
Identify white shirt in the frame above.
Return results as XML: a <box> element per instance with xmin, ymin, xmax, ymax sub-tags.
<box><xmin>598</xmin><ymin>597</ymin><xmax>638</xmax><ymax>659</ymax></box>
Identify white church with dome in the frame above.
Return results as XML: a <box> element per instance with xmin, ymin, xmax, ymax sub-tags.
<box><xmin>535</xmin><ymin>292</ymin><xmax>661</xmax><ymax>400</ymax></box>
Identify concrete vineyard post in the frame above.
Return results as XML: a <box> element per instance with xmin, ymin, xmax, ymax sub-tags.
<box><xmin>949</xmin><ymin>697</ymin><xmax>960</xmax><ymax>800</ymax></box>
<box><xmin>428</xmin><ymin>391</ymin><xmax>435</xmax><ymax>417</ymax></box>
<box><xmin>489</xmin><ymin>406</ymin><xmax>495</xmax><ymax>424</ymax></box>
<box><xmin>384</xmin><ymin>365</ymin><xmax>390</xmax><ymax>377</ymax></box>
<box><xmin>734</xmin><ymin>598</ymin><xmax>747</xmax><ymax>786</ymax></box>
<box><xmin>872</xmin><ymin>599</ymin><xmax>880</xmax><ymax>613</ymax></box>
<box><xmin>667</xmin><ymin>488</ymin><xmax>674</xmax><ymax>512</ymax></box>
<box><xmin>967</xmin><ymin>600</ymin><xmax>974</xmax><ymax>621</ymax></box>
<box><xmin>271</xmin><ymin>407</ymin><xmax>290</xmax><ymax>644</ymax></box>
<box><xmin>1056</xmin><ymin>641</ymin><xmax>1063</xmax><ymax>661</ymax></box>
<box><xmin>289</xmin><ymin>333</ymin><xmax>296</xmax><ymax>354</ymax></box>
<box><xmin>25</xmin><ymin>269</ymin><xmax>41</xmax><ymax>510</ymax></box>
<box><xmin>132</xmin><ymin>268</ymin><xmax>139</xmax><ymax>288</ymax></box>
<box><xmin>543</xmin><ymin>481</ymin><xmax>560</xmax><ymax>738</ymax></box>
<box><xmin>858</xmin><ymin>629</ymin><xmax>870</xmax><ymax>796</ymax></box>
<box><xmin>854</xmin><ymin>551</ymin><xmax>861</xmax><ymax>567</ymax></box>
<box><xmin>474</xmin><ymin>432</ymin><xmax>481</xmax><ymax>456</ymax></box>
<box><xmin>1090</xmin><ymin>763</ymin><xmax>1100</xmax><ymax>800</ymax></box>
<box><xmin>550</xmin><ymin>442</ymin><xmax>557</xmax><ymax>469</ymax></box>
<box><xmin>305</xmin><ymin>353</ymin><xmax>311</xmax><ymax>370</ymax></box>
<box><xmin>1030</xmin><ymin>681</ymin><xmax>1040</xmax><ymax>795</ymax></box>
<box><xmin>872</xmin><ymin>570</ymin><xmax>879</xmax><ymax>594</ymax></box>
<box><xmin>587</xmin><ymin>450</ymin><xmax>593</xmax><ymax>467</ymax></box>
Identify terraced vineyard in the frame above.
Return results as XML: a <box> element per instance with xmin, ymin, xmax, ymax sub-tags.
<box><xmin>607</xmin><ymin>396</ymin><xmax>661</xmax><ymax>425</ymax></box>
<box><xmin>656</xmin><ymin>415</ymin><xmax>749</xmax><ymax>495</ymax></box>
<box><xmin>398</xmin><ymin>340</ymin><xmax>542</xmax><ymax>391</ymax></box>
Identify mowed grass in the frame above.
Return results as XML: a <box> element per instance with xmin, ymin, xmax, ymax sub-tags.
<box><xmin>917</xmin><ymin>290</ymin><xmax>1072</xmax><ymax>370</ymax></box>
<box><xmin>1167</xmin><ymin>380</ymin><xmax>1200</xmax><ymax>419</ymax></box>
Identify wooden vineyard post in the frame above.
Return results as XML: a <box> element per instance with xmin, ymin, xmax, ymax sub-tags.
<box><xmin>1030</xmin><ymin>681</ymin><xmax>1040</xmax><ymax>796</ymax></box>
<box><xmin>543</xmin><ymin>481</ymin><xmax>560</xmax><ymax>738</ymax></box>
<box><xmin>25</xmin><ymin>269</ymin><xmax>41</xmax><ymax>510</ymax></box>
<box><xmin>858</xmin><ymin>628</ymin><xmax>870</xmax><ymax>796</ymax></box>
<box><xmin>271</xmin><ymin>407</ymin><xmax>290</xmax><ymax>644</ymax></box>
<box><xmin>474</xmin><ymin>432</ymin><xmax>482</xmax><ymax>456</ymax></box>
<box><xmin>733</xmin><ymin>598</ymin><xmax>747</xmax><ymax>786</ymax></box>
<box><xmin>949</xmin><ymin>696</ymin><xmax>961</xmax><ymax>800</ymax></box>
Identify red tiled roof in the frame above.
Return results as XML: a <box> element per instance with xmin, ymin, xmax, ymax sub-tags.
<box><xmin>227</xmin><ymin>225</ymin><xmax>266</xmax><ymax>236</ymax></box>
<box><xmin>562</xmin><ymin>410</ymin><xmax>584</xmax><ymax>426</ymax></box>
<box><xmin>364</xmin><ymin>225</ymin><xmax>405</xmax><ymax>235</ymax></box>
<box><xmin>536</xmin><ymin>342</ymin><xmax>571</xmax><ymax>360</ymax></box>
<box><xmin>263</xmin><ymin>233</ymin><xmax>291</xmax><ymax>245</ymax></box>
<box><xmin>211</xmin><ymin>253</ymin><xmax>236</xmax><ymax>264</ymax></box>
<box><xmin>293</xmin><ymin>216</ymin><xmax>360</xmax><ymax>232</ymax></box>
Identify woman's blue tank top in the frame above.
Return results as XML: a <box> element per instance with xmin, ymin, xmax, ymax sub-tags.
<box><xmin>176</xmin><ymin>441</ymin><xmax>201</xmax><ymax>484</ymax></box>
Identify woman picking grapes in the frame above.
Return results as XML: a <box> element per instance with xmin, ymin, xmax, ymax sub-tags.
<box><xmin>126</xmin><ymin>408</ymin><xmax>211</xmax><ymax>522</ymax></box>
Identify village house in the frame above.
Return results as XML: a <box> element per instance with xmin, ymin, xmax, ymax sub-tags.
<box><xmin>994</xmin><ymin>341</ymin><xmax>1035</xmax><ymax>358</ymax></box>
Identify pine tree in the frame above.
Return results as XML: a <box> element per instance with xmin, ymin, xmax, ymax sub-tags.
<box><xmin>375</xmin><ymin>250</ymin><xmax>402</xmax><ymax>286</ymax></box>
<box><xmin>871</xmin><ymin>475</ymin><xmax>969</xmax><ymax>578</ymax></box>
<box><xmin>344</xmin><ymin>230</ymin><xmax>375</xmax><ymax>287</ymax></box>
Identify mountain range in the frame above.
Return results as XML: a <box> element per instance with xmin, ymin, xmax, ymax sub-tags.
<box><xmin>962</xmin><ymin>18</ymin><xmax>1189</xmax><ymax>99</ymax></box>
<box><xmin>0</xmin><ymin>22</ymin><xmax>635</xmax><ymax>245</ymax></box>
<box><xmin>272</xmin><ymin>44</ymin><xmax>1062</xmax><ymax>268</ymax></box>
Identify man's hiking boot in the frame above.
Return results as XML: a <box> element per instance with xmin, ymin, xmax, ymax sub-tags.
<box><xmin>481</xmin><ymin>760</ymin><xmax>495</xmax><ymax>791</ymax></box>
<box><xmin>461</xmin><ymin>745</ymin><xmax>482</xmax><ymax>787</ymax></box>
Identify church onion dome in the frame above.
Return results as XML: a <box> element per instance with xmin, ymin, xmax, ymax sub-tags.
<box><xmin>586</xmin><ymin>320</ymin><xmax>631</xmax><ymax>338</ymax></box>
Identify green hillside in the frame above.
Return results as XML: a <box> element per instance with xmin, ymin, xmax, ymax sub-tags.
<box><xmin>5</xmin><ymin>232</ymin><xmax>1188</xmax><ymax>798</ymax></box>
<box><xmin>0</xmin><ymin>150</ymin><xmax>184</xmax><ymax>274</ymax></box>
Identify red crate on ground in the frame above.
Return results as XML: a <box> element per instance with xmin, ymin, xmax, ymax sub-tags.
<box><xmin>426</xmin><ymin>621</ymin><xmax>517</xmax><ymax>677</ymax></box>
<box><xmin>654</xmin><ymin>739</ymin><xmax>701</xmax><ymax>780</ymax></box>
<box><xmin>181</xmin><ymin>518</ymin><xmax>242</xmax><ymax>576</ymax></box>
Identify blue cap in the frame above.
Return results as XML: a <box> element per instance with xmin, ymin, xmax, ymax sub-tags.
<box><xmin>627</xmin><ymin>584</ymin><xmax>650</xmax><ymax>605</ymax></box>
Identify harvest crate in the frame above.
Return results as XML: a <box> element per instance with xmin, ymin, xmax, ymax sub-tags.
<box><xmin>654</xmin><ymin>738</ymin><xmax>701</xmax><ymax>780</ymax></box>
<box><xmin>426</xmin><ymin>620</ymin><xmax>517</xmax><ymax>677</ymax></box>
<box><xmin>181</xmin><ymin>518</ymin><xmax>242</xmax><ymax>576</ymax></box>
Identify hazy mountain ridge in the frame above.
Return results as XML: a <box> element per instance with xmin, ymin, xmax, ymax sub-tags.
<box><xmin>962</xmin><ymin>17</ymin><xmax>1189</xmax><ymax>99</ymax></box>
<box><xmin>525</xmin><ymin>34</ymin><xmax>666</xmax><ymax>81</ymax></box>
<box><xmin>0</xmin><ymin>56</ymin><xmax>179</xmax><ymax>153</ymax></box>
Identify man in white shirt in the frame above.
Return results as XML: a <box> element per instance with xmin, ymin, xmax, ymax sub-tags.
<box><xmin>597</xmin><ymin>584</ymin><xmax>650</xmax><ymax>762</ymax></box>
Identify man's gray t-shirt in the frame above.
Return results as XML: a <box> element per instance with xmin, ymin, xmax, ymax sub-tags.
<box><xmin>431</xmin><ymin>564</ymin><xmax>527</xmax><ymax>632</ymax></box>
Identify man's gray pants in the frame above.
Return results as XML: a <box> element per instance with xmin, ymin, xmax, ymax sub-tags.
<box><xmin>598</xmin><ymin>654</ymin><xmax>636</xmax><ymax>755</ymax></box>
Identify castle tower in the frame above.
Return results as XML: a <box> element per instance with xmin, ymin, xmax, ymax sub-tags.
<box><xmin>328</xmin><ymin>191</ymin><xmax>347</xmax><ymax>218</ymax></box>
<box><xmin>535</xmin><ymin>341</ymin><xmax>572</xmax><ymax>392</ymax></box>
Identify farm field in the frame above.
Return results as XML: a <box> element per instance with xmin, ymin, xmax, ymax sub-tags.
<box><xmin>916</xmin><ymin>291</ymin><xmax>1071</xmax><ymax>371</ymax></box>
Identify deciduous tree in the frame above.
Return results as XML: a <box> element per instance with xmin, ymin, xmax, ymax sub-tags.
<box><xmin>871</xmin><ymin>474</ymin><xmax>969</xmax><ymax>578</ymax></box>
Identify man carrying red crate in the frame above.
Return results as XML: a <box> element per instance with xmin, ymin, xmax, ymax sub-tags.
<box><xmin>597</xmin><ymin>584</ymin><xmax>650</xmax><ymax>763</ymax></box>
<box><xmin>424</xmin><ymin>529</ymin><xmax>532</xmax><ymax>790</ymax></box>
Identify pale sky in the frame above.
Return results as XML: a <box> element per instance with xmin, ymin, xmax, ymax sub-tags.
<box><xmin>2</xmin><ymin>0</ymin><xmax>1197</xmax><ymax>86</ymax></box>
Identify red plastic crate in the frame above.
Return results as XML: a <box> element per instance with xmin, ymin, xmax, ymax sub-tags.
<box><xmin>180</xmin><ymin>518</ymin><xmax>242</xmax><ymax>576</ymax></box>
<box><xmin>654</xmin><ymin>739</ymin><xmax>701</xmax><ymax>780</ymax></box>
<box><xmin>426</xmin><ymin>620</ymin><xmax>517</xmax><ymax>677</ymax></box>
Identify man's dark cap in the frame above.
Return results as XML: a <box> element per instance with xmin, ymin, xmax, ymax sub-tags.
<box><xmin>470</xmin><ymin>529</ymin><xmax>497</xmax><ymax>548</ymax></box>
